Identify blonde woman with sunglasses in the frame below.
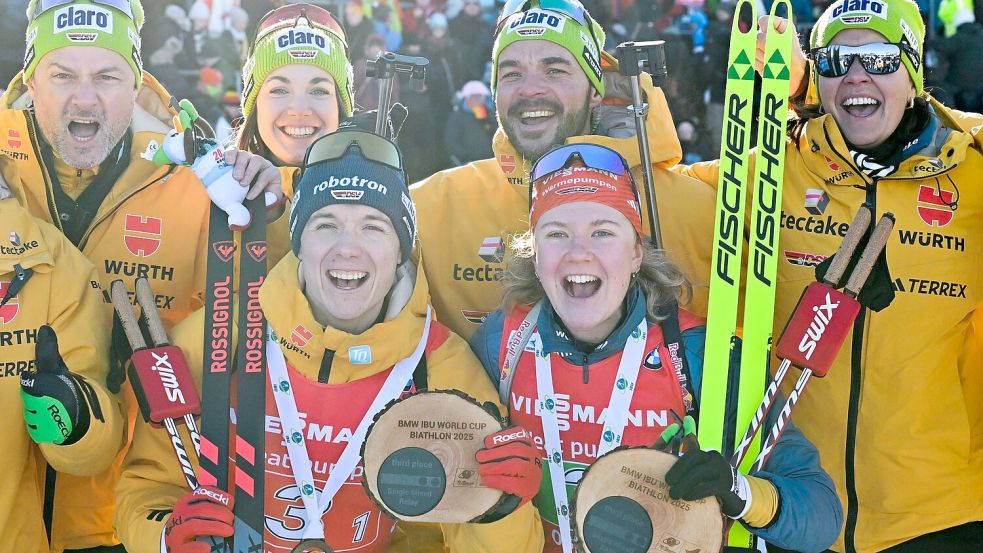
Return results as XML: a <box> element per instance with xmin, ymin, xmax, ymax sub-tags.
<box><xmin>674</xmin><ymin>1</ymin><xmax>983</xmax><ymax>550</ymax></box>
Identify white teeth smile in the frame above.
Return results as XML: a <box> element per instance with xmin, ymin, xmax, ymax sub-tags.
<box><xmin>566</xmin><ymin>275</ymin><xmax>598</xmax><ymax>284</ymax></box>
<box><xmin>282</xmin><ymin>126</ymin><xmax>316</xmax><ymax>137</ymax></box>
<box><xmin>329</xmin><ymin>270</ymin><xmax>367</xmax><ymax>280</ymax></box>
<box><xmin>521</xmin><ymin>110</ymin><xmax>553</xmax><ymax>119</ymax></box>
<box><xmin>842</xmin><ymin>97</ymin><xmax>878</xmax><ymax>106</ymax></box>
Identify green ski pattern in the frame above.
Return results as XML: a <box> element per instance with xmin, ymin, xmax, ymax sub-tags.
<box><xmin>701</xmin><ymin>0</ymin><xmax>793</xmax><ymax>547</ymax></box>
<box><xmin>699</xmin><ymin>0</ymin><xmax>757</xmax><ymax>456</ymax></box>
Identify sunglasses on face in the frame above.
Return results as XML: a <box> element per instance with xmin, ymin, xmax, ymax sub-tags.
<box><xmin>496</xmin><ymin>0</ymin><xmax>602</xmax><ymax>53</ymax></box>
<box><xmin>34</xmin><ymin>0</ymin><xmax>135</xmax><ymax>21</ymax></box>
<box><xmin>304</xmin><ymin>130</ymin><xmax>403</xmax><ymax>172</ymax></box>
<box><xmin>809</xmin><ymin>42</ymin><xmax>919</xmax><ymax>78</ymax></box>
<box><xmin>529</xmin><ymin>143</ymin><xmax>638</xmax><ymax>204</ymax></box>
<box><xmin>249</xmin><ymin>3</ymin><xmax>347</xmax><ymax>57</ymax></box>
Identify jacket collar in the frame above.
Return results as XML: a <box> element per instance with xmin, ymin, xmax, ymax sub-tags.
<box><xmin>492</xmin><ymin>51</ymin><xmax>682</xmax><ymax>184</ymax></box>
<box><xmin>259</xmin><ymin>252</ymin><xmax>434</xmax><ymax>382</ymax></box>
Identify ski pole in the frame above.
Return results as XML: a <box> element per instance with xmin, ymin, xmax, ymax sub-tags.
<box><xmin>110</xmin><ymin>278</ymin><xmax>202</xmax><ymax>491</ymax></box>
<box><xmin>366</xmin><ymin>51</ymin><xmax>428</xmax><ymax>138</ymax></box>
<box><xmin>752</xmin><ymin>212</ymin><xmax>895</xmax><ymax>472</ymax></box>
<box><xmin>615</xmin><ymin>41</ymin><xmax>667</xmax><ymax>249</ymax></box>
<box><xmin>731</xmin><ymin>205</ymin><xmax>872</xmax><ymax>467</ymax></box>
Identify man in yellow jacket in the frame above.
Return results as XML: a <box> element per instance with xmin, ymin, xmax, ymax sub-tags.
<box><xmin>410</xmin><ymin>0</ymin><xmax>716</xmax><ymax>340</ymax></box>
<box><xmin>676</xmin><ymin>1</ymin><xmax>983</xmax><ymax>550</ymax></box>
<box><xmin>0</xmin><ymin>178</ymin><xmax>123</xmax><ymax>552</ymax></box>
<box><xmin>3</xmin><ymin>1</ymin><xmax>282</xmax><ymax>551</ymax></box>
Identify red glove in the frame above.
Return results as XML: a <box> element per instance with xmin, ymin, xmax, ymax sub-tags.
<box><xmin>476</xmin><ymin>426</ymin><xmax>543</xmax><ymax>506</ymax></box>
<box><xmin>164</xmin><ymin>486</ymin><xmax>235</xmax><ymax>553</ymax></box>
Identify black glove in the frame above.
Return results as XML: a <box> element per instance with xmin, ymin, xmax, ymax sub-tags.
<box><xmin>665</xmin><ymin>449</ymin><xmax>750</xmax><ymax>518</ymax></box>
<box><xmin>20</xmin><ymin>325</ymin><xmax>90</xmax><ymax>445</ymax></box>
<box><xmin>816</xmin><ymin>235</ymin><xmax>895</xmax><ymax>312</ymax></box>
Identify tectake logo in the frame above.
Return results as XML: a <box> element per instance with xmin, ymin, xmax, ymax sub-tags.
<box><xmin>54</xmin><ymin>5</ymin><xmax>114</xmax><ymax>34</ymax></box>
<box><xmin>123</xmin><ymin>214</ymin><xmax>162</xmax><ymax>257</ymax></box>
<box><xmin>804</xmin><ymin>188</ymin><xmax>829</xmax><ymax>216</ymax></box>
<box><xmin>0</xmin><ymin>281</ymin><xmax>19</xmax><ymax>324</ymax></box>
<box><xmin>916</xmin><ymin>184</ymin><xmax>956</xmax><ymax>227</ymax></box>
<box><xmin>349</xmin><ymin>345</ymin><xmax>372</xmax><ymax>364</ymax></box>
<box><xmin>478</xmin><ymin>236</ymin><xmax>504</xmax><ymax>263</ymax></box>
<box><xmin>830</xmin><ymin>0</ymin><xmax>887</xmax><ymax>22</ymax></box>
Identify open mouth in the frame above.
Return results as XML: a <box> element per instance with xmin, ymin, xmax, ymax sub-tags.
<box><xmin>841</xmin><ymin>96</ymin><xmax>880</xmax><ymax>118</ymax></box>
<box><xmin>280</xmin><ymin>126</ymin><xmax>319</xmax><ymax>139</ymax></box>
<box><xmin>563</xmin><ymin>274</ymin><xmax>601</xmax><ymax>299</ymax></box>
<box><xmin>328</xmin><ymin>269</ymin><xmax>368</xmax><ymax>290</ymax></box>
<box><xmin>68</xmin><ymin>119</ymin><xmax>100</xmax><ymax>142</ymax></box>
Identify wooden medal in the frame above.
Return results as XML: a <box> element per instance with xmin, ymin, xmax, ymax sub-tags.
<box><xmin>361</xmin><ymin>391</ymin><xmax>509</xmax><ymax>523</ymax></box>
<box><xmin>573</xmin><ymin>448</ymin><xmax>723</xmax><ymax>553</ymax></box>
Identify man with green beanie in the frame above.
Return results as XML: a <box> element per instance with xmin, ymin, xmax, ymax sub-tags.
<box><xmin>672</xmin><ymin>1</ymin><xmax>983</xmax><ymax>551</ymax></box>
<box><xmin>410</xmin><ymin>0</ymin><xmax>716</xmax><ymax>345</ymax></box>
<box><xmin>2</xmin><ymin>1</ymin><xmax>284</xmax><ymax>551</ymax></box>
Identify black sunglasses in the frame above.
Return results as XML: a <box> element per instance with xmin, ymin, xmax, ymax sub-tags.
<box><xmin>809</xmin><ymin>42</ymin><xmax>919</xmax><ymax>78</ymax></box>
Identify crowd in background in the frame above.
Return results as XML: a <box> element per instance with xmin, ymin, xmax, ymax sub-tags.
<box><xmin>1</xmin><ymin>0</ymin><xmax>981</xmax><ymax>181</ymax></box>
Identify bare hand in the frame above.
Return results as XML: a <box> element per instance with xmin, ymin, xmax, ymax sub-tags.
<box><xmin>756</xmin><ymin>15</ymin><xmax>809</xmax><ymax>97</ymax></box>
<box><xmin>223</xmin><ymin>148</ymin><xmax>284</xmax><ymax>208</ymax></box>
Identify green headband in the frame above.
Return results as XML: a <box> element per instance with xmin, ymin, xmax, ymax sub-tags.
<box><xmin>242</xmin><ymin>20</ymin><xmax>354</xmax><ymax>119</ymax></box>
<box><xmin>492</xmin><ymin>8</ymin><xmax>606</xmax><ymax>96</ymax></box>
<box><xmin>24</xmin><ymin>0</ymin><xmax>144</xmax><ymax>88</ymax></box>
<box><xmin>810</xmin><ymin>0</ymin><xmax>924</xmax><ymax>96</ymax></box>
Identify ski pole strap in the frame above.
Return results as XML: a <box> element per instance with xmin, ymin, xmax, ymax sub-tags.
<box><xmin>498</xmin><ymin>301</ymin><xmax>542</xmax><ymax>405</ymax></box>
<box><xmin>233</xmin><ymin>197</ymin><xmax>268</xmax><ymax>552</ymax></box>
<box><xmin>266</xmin><ymin>309</ymin><xmax>432</xmax><ymax>539</ymax></box>
<box><xmin>531</xmin><ymin>318</ymin><xmax>647</xmax><ymax>553</ymax></box>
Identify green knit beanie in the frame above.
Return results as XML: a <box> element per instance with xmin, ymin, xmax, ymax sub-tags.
<box><xmin>242</xmin><ymin>7</ymin><xmax>354</xmax><ymax>119</ymax></box>
<box><xmin>24</xmin><ymin>0</ymin><xmax>144</xmax><ymax>88</ymax></box>
<box><xmin>492</xmin><ymin>6</ymin><xmax>606</xmax><ymax>96</ymax></box>
<box><xmin>810</xmin><ymin>0</ymin><xmax>925</xmax><ymax>95</ymax></box>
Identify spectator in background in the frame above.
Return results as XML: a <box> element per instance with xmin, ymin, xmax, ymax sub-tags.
<box><xmin>354</xmin><ymin>34</ymin><xmax>394</xmax><ymax>111</ymax></box>
<box><xmin>146</xmin><ymin>36</ymin><xmax>192</xmax><ymax>101</ymax></box>
<box><xmin>398</xmin><ymin>34</ymin><xmax>446</xmax><ymax>181</ymax></box>
<box><xmin>701</xmin><ymin>0</ymin><xmax>733</xmax><ymax>158</ymax></box>
<box><xmin>345</xmin><ymin>1</ymin><xmax>377</xmax><ymax>65</ymax></box>
<box><xmin>189</xmin><ymin>1</ymin><xmax>212</xmax><ymax>52</ymax></box>
<box><xmin>450</xmin><ymin>0</ymin><xmax>494</xmax><ymax>84</ymax></box>
<box><xmin>421</xmin><ymin>13</ymin><xmax>460</xmax><ymax>147</ymax></box>
<box><xmin>372</xmin><ymin>3</ymin><xmax>403</xmax><ymax>52</ymax></box>
<box><xmin>215</xmin><ymin>90</ymin><xmax>243</xmax><ymax>146</ymax></box>
<box><xmin>403</xmin><ymin>0</ymin><xmax>441</xmax><ymax>43</ymax></box>
<box><xmin>142</xmin><ymin>4</ymin><xmax>192</xmax><ymax>67</ymax></box>
<box><xmin>199</xmin><ymin>36</ymin><xmax>240</xmax><ymax>96</ymax></box>
<box><xmin>444</xmin><ymin>80</ymin><xmax>495</xmax><ymax>164</ymax></box>
<box><xmin>227</xmin><ymin>7</ymin><xmax>251</xmax><ymax>62</ymax></box>
<box><xmin>188</xmin><ymin>67</ymin><xmax>226</xmax><ymax>130</ymax></box>
<box><xmin>937</xmin><ymin>14</ymin><xmax>983</xmax><ymax>111</ymax></box>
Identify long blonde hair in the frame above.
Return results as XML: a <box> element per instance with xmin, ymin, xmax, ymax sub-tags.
<box><xmin>501</xmin><ymin>231</ymin><xmax>692</xmax><ymax>321</ymax></box>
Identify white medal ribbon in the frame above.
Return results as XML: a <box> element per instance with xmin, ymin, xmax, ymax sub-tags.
<box><xmin>532</xmin><ymin>319</ymin><xmax>647</xmax><ymax>553</ymax></box>
<box><xmin>266</xmin><ymin>308</ymin><xmax>432</xmax><ymax>540</ymax></box>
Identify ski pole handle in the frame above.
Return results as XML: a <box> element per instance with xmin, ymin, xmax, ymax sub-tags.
<box><xmin>823</xmin><ymin>205</ymin><xmax>872</xmax><ymax>286</ymax></box>
<box><xmin>110</xmin><ymin>280</ymin><xmax>147</xmax><ymax>350</ymax></box>
<box><xmin>844</xmin><ymin>213</ymin><xmax>895</xmax><ymax>297</ymax></box>
<box><xmin>135</xmin><ymin>278</ymin><xmax>169</xmax><ymax>347</ymax></box>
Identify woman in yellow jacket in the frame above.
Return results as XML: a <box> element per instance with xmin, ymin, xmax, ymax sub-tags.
<box><xmin>115</xmin><ymin>129</ymin><xmax>544</xmax><ymax>553</ymax></box>
<box><xmin>0</xmin><ymin>180</ymin><xmax>123</xmax><ymax>552</ymax></box>
<box><xmin>675</xmin><ymin>1</ymin><xmax>983</xmax><ymax>550</ymax></box>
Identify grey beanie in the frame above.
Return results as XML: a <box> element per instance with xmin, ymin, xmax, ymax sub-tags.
<box><xmin>289</xmin><ymin>141</ymin><xmax>416</xmax><ymax>262</ymax></box>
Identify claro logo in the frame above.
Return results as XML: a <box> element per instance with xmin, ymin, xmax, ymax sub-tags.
<box><xmin>797</xmin><ymin>293</ymin><xmax>840</xmax><ymax>361</ymax></box>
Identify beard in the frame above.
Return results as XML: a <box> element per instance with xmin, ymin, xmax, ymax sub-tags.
<box><xmin>36</xmin><ymin>106</ymin><xmax>130</xmax><ymax>169</ymax></box>
<box><xmin>500</xmin><ymin>91</ymin><xmax>594</xmax><ymax>162</ymax></box>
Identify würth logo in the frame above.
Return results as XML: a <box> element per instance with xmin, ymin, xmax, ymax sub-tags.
<box><xmin>823</xmin><ymin>156</ymin><xmax>840</xmax><ymax>172</ymax></box>
<box><xmin>916</xmin><ymin>184</ymin><xmax>956</xmax><ymax>228</ymax></box>
<box><xmin>499</xmin><ymin>154</ymin><xmax>516</xmax><ymax>174</ymax></box>
<box><xmin>7</xmin><ymin>130</ymin><xmax>21</xmax><ymax>149</ymax></box>
<box><xmin>0</xmin><ymin>281</ymin><xmax>19</xmax><ymax>324</ymax></box>
<box><xmin>291</xmin><ymin>324</ymin><xmax>313</xmax><ymax>347</ymax></box>
<box><xmin>212</xmin><ymin>241</ymin><xmax>235</xmax><ymax>262</ymax></box>
<box><xmin>123</xmin><ymin>214</ymin><xmax>162</xmax><ymax>257</ymax></box>
<box><xmin>246</xmin><ymin>241</ymin><xmax>267</xmax><ymax>262</ymax></box>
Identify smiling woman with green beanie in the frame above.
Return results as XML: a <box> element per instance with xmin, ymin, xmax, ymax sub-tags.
<box><xmin>672</xmin><ymin>1</ymin><xmax>983</xmax><ymax>551</ymax></box>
